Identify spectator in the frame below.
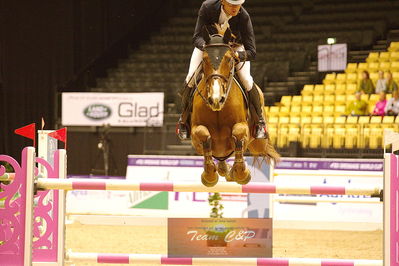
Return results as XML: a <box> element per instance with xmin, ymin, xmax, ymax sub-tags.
<box><xmin>372</xmin><ymin>91</ymin><xmax>387</xmax><ymax>116</ymax></box>
<box><xmin>346</xmin><ymin>91</ymin><xmax>368</xmax><ymax>116</ymax></box>
<box><xmin>358</xmin><ymin>70</ymin><xmax>375</xmax><ymax>94</ymax></box>
<box><xmin>375</xmin><ymin>70</ymin><xmax>387</xmax><ymax>93</ymax></box>
<box><xmin>385</xmin><ymin>90</ymin><xmax>399</xmax><ymax>116</ymax></box>
<box><xmin>386</xmin><ymin>71</ymin><xmax>398</xmax><ymax>93</ymax></box>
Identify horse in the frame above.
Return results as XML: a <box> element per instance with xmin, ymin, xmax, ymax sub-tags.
<box><xmin>190</xmin><ymin>26</ymin><xmax>280</xmax><ymax>187</ymax></box>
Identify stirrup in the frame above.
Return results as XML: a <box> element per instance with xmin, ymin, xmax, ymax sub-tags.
<box><xmin>253</xmin><ymin>123</ymin><xmax>268</xmax><ymax>139</ymax></box>
<box><xmin>176</xmin><ymin>122</ymin><xmax>190</xmax><ymax>140</ymax></box>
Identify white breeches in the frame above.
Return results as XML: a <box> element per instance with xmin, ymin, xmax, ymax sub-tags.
<box><xmin>185</xmin><ymin>46</ymin><xmax>254</xmax><ymax>91</ymax></box>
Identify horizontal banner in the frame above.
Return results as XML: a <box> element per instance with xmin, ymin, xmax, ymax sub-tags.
<box><xmin>62</xmin><ymin>92</ymin><xmax>164</xmax><ymax>127</ymax></box>
<box><xmin>275</xmin><ymin>159</ymin><xmax>383</xmax><ymax>171</ymax></box>
<box><xmin>168</xmin><ymin>218</ymin><xmax>272</xmax><ymax>258</ymax></box>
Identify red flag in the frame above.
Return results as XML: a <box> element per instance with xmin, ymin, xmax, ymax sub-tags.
<box><xmin>15</xmin><ymin>123</ymin><xmax>36</xmax><ymax>146</ymax></box>
<box><xmin>48</xmin><ymin>128</ymin><xmax>67</xmax><ymax>149</ymax></box>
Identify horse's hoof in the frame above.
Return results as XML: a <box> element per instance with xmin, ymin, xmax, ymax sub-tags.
<box><xmin>233</xmin><ymin>168</ymin><xmax>251</xmax><ymax>185</ymax></box>
<box><xmin>201</xmin><ymin>171</ymin><xmax>219</xmax><ymax>187</ymax></box>
<box><xmin>217</xmin><ymin>162</ymin><xmax>233</xmax><ymax>182</ymax></box>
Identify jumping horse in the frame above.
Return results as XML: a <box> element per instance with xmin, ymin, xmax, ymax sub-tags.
<box><xmin>190</xmin><ymin>26</ymin><xmax>280</xmax><ymax>187</ymax></box>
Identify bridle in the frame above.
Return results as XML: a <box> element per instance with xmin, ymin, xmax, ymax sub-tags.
<box><xmin>195</xmin><ymin>43</ymin><xmax>236</xmax><ymax>108</ymax></box>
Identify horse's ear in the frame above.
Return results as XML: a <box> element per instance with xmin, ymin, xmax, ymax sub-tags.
<box><xmin>202</xmin><ymin>26</ymin><xmax>211</xmax><ymax>44</ymax></box>
<box><xmin>223</xmin><ymin>27</ymin><xmax>232</xmax><ymax>44</ymax></box>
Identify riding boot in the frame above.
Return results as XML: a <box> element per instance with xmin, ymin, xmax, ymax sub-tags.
<box><xmin>176</xmin><ymin>81</ymin><xmax>194</xmax><ymax>140</ymax></box>
<box><xmin>248</xmin><ymin>85</ymin><xmax>268</xmax><ymax>139</ymax></box>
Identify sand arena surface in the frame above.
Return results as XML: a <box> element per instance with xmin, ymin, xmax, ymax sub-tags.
<box><xmin>66</xmin><ymin>224</ymin><xmax>382</xmax><ymax>266</ymax></box>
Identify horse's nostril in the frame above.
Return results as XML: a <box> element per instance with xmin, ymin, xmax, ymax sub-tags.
<box><xmin>220</xmin><ymin>97</ymin><xmax>225</xmax><ymax>103</ymax></box>
<box><xmin>208</xmin><ymin>97</ymin><xmax>213</xmax><ymax>104</ymax></box>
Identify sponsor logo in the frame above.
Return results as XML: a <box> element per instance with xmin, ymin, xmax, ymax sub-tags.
<box><xmin>84</xmin><ymin>104</ymin><xmax>112</xmax><ymax>120</ymax></box>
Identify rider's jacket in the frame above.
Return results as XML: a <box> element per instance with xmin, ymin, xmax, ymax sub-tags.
<box><xmin>192</xmin><ymin>0</ymin><xmax>256</xmax><ymax>62</ymax></box>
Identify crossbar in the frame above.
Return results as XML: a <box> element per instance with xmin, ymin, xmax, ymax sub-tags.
<box><xmin>36</xmin><ymin>178</ymin><xmax>382</xmax><ymax>196</ymax></box>
<box><xmin>66</xmin><ymin>252</ymin><xmax>383</xmax><ymax>265</ymax></box>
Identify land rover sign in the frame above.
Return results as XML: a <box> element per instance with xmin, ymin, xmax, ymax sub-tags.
<box><xmin>62</xmin><ymin>92</ymin><xmax>164</xmax><ymax>127</ymax></box>
<box><xmin>84</xmin><ymin>104</ymin><xmax>112</xmax><ymax>120</ymax></box>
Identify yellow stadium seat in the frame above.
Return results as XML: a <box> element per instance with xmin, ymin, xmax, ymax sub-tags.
<box><xmin>391</xmin><ymin>62</ymin><xmax>399</xmax><ymax>72</ymax></box>
<box><xmin>368</xmin><ymin>62</ymin><xmax>379</xmax><ymax>72</ymax></box>
<box><xmin>335</xmin><ymin>105</ymin><xmax>346</xmax><ymax>116</ymax></box>
<box><xmin>335</xmin><ymin>73</ymin><xmax>347</xmax><ymax>84</ymax></box>
<box><xmin>345</xmin><ymin>63</ymin><xmax>357</xmax><ymax>73</ymax></box>
<box><xmin>311</xmin><ymin>116</ymin><xmax>323</xmax><ymax>124</ymax></box>
<box><xmin>391</xmin><ymin>52</ymin><xmax>399</xmax><ymax>61</ymax></box>
<box><xmin>369</xmin><ymin>126</ymin><xmax>383</xmax><ymax>149</ymax></box>
<box><xmin>357</xmin><ymin>63</ymin><xmax>368</xmax><ymax>73</ymax></box>
<box><xmin>309</xmin><ymin>124</ymin><xmax>323</xmax><ymax>148</ymax></box>
<box><xmin>324</xmin><ymin>84</ymin><xmax>335</xmax><ymax>95</ymax></box>
<box><xmin>383</xmin><ymin>116</ymin><xmax>395</xmax><ymax>124</ymax></box>
<box><xmin>346</xmin><ymin>73</ymin><xmax>358</xmax><ymax>84</ymax></box>
<box><xmin>335</xmin><ymin>116</ymin><xmax>346</xmax><ymax>124</ymax></box>
<box><xmin>323</xmin><ymin>116</ymin><xmax>334</xmax><ymax>124</ymax></box>
<box><xmin>395</xmin><ymin>116</ymin><xmax>399</xmax><ymax>123</ymax></box>
<box><xmin>279</xmin><ymin>106</ymin><xmax>290</xmax><ymax>117</ymax></box>
<box><xmin>332</xmin><ymin>127</ymin><xmax>346</xmax><ymax>149</ymax></box>
<box><xmin>370</xmin><ymin>72</ymin><xmax>379</xmax><ymax>83</ymax></box>
<box><xmin>302</xmin><ymin>85</ymin><xmax>314</xmax><ymax>96</ymax></box>
<box><xmin>358</xmin><ymin>116</ymin><xmax>370</xmax><ymax>124</ymax></box>
<box><xmin>290</xmin><ymin>105</ymin><xmax>301</xmax><ymax>115</ymax></box>
<box><xmin>302</xmin><ymin>106</ymin><xmax>313</xmax><ymax>116</ymax></box>
<box><xmin>347</xmin><ymin>94</ymin><xmax>355</xmax><ymax>102</ymax></box>
<box><xmin>370</xmin><ymin>116</ymin><xmax>382</xmax><ymax>123</ymax></box>
<box><xmin>290</xmin><ymin>116</ymin><xmax>301</xmax><ymax>124</ymax></box>
<box><xmin>313</xmin><ymin>84</ymin><xmax>325</xmax><ymax>95</ymax></box>
<box><xmin>323</xmin><ymin>105</ymin><xmax>334</xmax><ymax>117</ymax></box>
<box><xmin>312</xmin><ymin>106</ymin><xmax>323</xmax><ymax>117</ymax></box>
<box><xmin>313</xmin><ymin>95</ymin><xmax>324</xmax><ymax>105</ymax></box>
<box><xmin>335</xmin><ymin>84</ymin><xmax>346</xmax><ymax>95</ymax></box>
<box><xmin>379</xmin><ymin>52</ymin><xmax>390</xmax><ymax>62</ymax></box>
<box><xmin>369</xmin><ymin>94</ymin><xmax>379</xmax><ymax>102</ymax></box>
<box><xmin>366</xmin><ymin>52</ymin><xmax>379</xmax><ymax>63</ymax></box>
<box><xmin>302</xmin><ymin>95</ymin><xmax>313</xmax><ymax>106</ymax></box>
<box><xmin>389</xmin><ymin>42</ymin><xmax>399</xmax><ymax>52</ymax></box>
<box><xmin>392</xmin><ymin>72</ymin><xmax>399</xmax><ymax>83</ymax></box>
<box><xmin>268</xmin><ymin>124</ymin><xmax>278</xmax><ymax>145</ymax></box>
<box><xmin>323</xmin><ymin>73</ymin><xmax>336</xmax><ymax>85</ymax></box>
<box><xmin>335</xmin><ymin>94</ymin><xmax>346</xmax><ymax>105</ymax></box>
<box><xmin>264</xmin><ymin>106</ymin><xmax>270</xmax><ymax>114</ymax></box>
<box><xmin>291</xmin><ymin>95</ymin><xmax>302</xmax><ymax>105</ymax></box>
<box><xmin>301</xmin><ymin>116</ymin><xmax>312</xmax><ymax>125</ymax></box>
<box><xmin>346</xmin><ymin>116</ymin><xmax>358</xmax><ymax>124</ymax></box>
<box><xmin>361</xmin><ymin>94</ymin><xmax>369</xmax><ymax>101</ymax></box>
<box><xmin>280</xmin><ymin>96</ymin><xmax>292</xmax><ymax>106</ymax></box>
<box><xmin>280</xmin><ymin>116</ymin><xmax>290</xmax><ymax>124</ymax></box>
<box><xmin>324</xmin><ymin>95</ymin><xmax>335</xmax><ymax>105</ymax></box>
<box><xmin>287</xmin><ymin>126</ymin><xmax>301</xmax><ymax>143</ymax></box>
<box><xmin>345</xmin><ymin>126</ymin><xmax>359</xmax><ymax>149</ymax></box>
<box><xmin>268</xmin><ymin>116</ymin><xmax>279</xmax><ymax>124</ymax></box>
<box><xmin>269</xmin><ymin>106</ymin><xmax>280</xmax><ymax>115</ymax></box>
<box><xmin>346</xmin><ymin>84</ymin><xmax>357</xmax><ymax>95</ymax></box>
<box><xmin>380</xmin><ymin>62</ymin><xmax>391</xmax><ymax>72</ymax></box>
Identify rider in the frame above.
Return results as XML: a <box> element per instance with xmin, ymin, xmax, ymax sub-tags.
<box><xmin>177</xmin><ymin>0</ymin><xmax>267</xmax><ymax>140</ymax></box>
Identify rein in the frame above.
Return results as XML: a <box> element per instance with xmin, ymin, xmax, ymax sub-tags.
<box><xmin>196</xmin><ymin>43</ymin><xmax>236</xmax><ymax>108</ymax></box>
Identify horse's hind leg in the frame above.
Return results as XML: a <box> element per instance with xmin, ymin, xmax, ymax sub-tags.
<box><xmin>192</xmin><ymin>125</ymin><xmax>218</xmax><ymax>187</ymax></box>
<box><xmin>230</xmin><ymin>123</ymin><xmax>251</xmax><ymax>185</ymax></box>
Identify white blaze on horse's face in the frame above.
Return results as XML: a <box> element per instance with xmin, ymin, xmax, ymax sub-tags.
<box><xmin>209</xmin><ymin>78</ymin><xmax>224</xmax><ymax>111</ymax></box>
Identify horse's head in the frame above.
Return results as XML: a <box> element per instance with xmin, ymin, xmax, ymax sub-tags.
<box><xmin>201</xmin><ymin>27</ymin><xmax>236</xmax><ymax>111</ymax></box>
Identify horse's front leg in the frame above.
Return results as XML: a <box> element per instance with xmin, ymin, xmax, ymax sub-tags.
<box><xmin>230</xmin><ymin>123</ymin><xmax>251</xmax><ymax>185</ymax></box>
<box><xmin>192</xmin><ymin>125</ymin><xmax>219</xmax><ymax>187</ymax></box>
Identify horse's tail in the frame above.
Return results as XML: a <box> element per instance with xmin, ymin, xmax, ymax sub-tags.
<box><xmin>248</xmin><ymin>138</ymin><xmax>281</xmax><ymax>165</ymax></box>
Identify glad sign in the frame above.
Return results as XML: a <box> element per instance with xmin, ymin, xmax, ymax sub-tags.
<box><xmin>62</xmin><ymin>92</ymin><xmax>164</xmax><ymax>127</ymax></box>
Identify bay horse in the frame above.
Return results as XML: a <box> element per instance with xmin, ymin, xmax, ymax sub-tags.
<box><xmin>190</xmin><ymin>26</ymin><xmax>280</xmax><ymax>187</ymax></box>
